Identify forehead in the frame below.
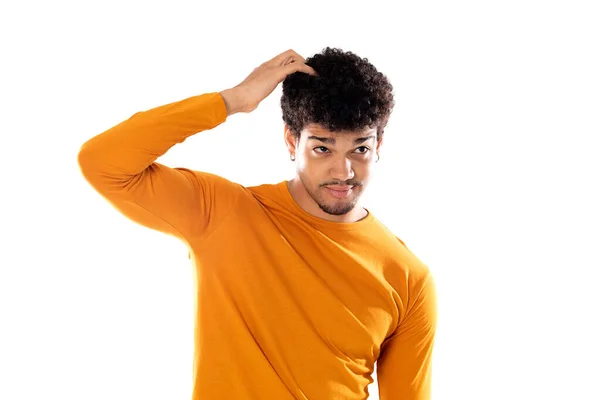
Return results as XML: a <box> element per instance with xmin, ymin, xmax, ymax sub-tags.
<box><xmin>301</xmin><ymin>123</ymin><xmax>377</xmax><ymax>140</ymax></box>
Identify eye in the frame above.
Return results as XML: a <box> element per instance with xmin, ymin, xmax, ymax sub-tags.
<box><xmin>354</xmin><ymin>146</ymin><xmax>370</xmax><ymax>154</ymax></box>
<box><xmin>314</xmin><ymin>146</ymin><xmax>330</xmax><ymax>153</ymax></box>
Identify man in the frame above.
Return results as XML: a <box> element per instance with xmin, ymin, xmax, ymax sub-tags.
<box><xmin>78</xmin><ymin>47</ymin><xmax>438</xmax><ymax>400</ymax></box>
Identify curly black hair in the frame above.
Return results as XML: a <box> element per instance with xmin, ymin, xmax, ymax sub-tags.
<box><xmin>281</xmin><ymin>47</ymin><xmax>395</xmax><ymax>142</ymax></box>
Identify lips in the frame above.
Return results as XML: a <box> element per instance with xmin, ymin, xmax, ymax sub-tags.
<box><xmin>325</xmin><ymin>186</ymin><xmax>354</xmax><ymax>199</ymax></box>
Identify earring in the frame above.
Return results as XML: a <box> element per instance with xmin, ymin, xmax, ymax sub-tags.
<box><xmin>376</xmin><ymin>153</ymin><xmax>380</xmax><ymax>163</ymax></box>
<box><xmin>290</xmin><ymin>154</ymin><xmax>296</xmax><ymax>161</ymax></box>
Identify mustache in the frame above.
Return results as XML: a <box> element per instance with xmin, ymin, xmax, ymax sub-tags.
<box><xmin>320</xmin><ymin>181</ymin><xmax>362</xmax><ymax>187</ymax></box>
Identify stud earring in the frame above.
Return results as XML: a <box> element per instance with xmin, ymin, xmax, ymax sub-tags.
<box><xmin>290</xmin><ymin>154</ymin><xmax>296</xmax><ymax>161</ymax></box>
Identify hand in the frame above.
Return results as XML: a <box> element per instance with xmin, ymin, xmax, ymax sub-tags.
<box><xmin>220</xmin><ymin>49</ymin><xmax>317</xmax><ymax>115</ymax></box>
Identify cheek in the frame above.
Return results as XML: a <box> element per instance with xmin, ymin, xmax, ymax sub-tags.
<box><xmin>297</xmin><ymin>161</ymin><xmax>328</xmax><ymax>188</ymax></box>
<box><xmin>298</xmin><ymin>163</ymin><xmax>321</xmax><ymax>184</ymax></box>
<box><xmin>350</xmin><ymin>160</ymin><xmax>370</xmax><ymax>175</ymax></box>
<box><xmin>299</xmin><ymin>153</ymin><xmax>372</xmax><ymax>179</ymax></box>
<box><xmin>296</xmin><ymin>157</ymin><xmax>310</xmax><ymax>173</ymax></box>
<box><xmin>357</xmin><ymin>163</ymin><xmax>372</xmax><ymax>177</ymax></box>
<box><xmin>297</xmin><ymin>154</ymin><xmax>320</xmax><ymax>173</ymax></box>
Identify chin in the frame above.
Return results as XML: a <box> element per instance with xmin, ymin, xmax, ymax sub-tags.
<box><xmin>318</xmin><ymin>195</ymin><xmax>360</xmax><ymax>216</ymax></box>
<box><xmin>318</xmin><ymin>202</ymin><xmax>356</xmax><ymax>216</ymax></box>
<box><xmin>298</xmin><ymin>175</ymin><xmax>364</xmax><ymax>215</ymax></box>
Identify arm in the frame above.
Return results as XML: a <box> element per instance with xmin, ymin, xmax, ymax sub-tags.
<box><xmin>77</xmin><ymin>92</ymin><xmax>244</xmax><ymax>244</ymax></box>
<box><xmin>77</xmin><ymin>50</ymin><xmax>317</xmax><ymax>244</ymax></box>
<box><xmin>377</xmin><ymin>272</ymin><xmax>438</xmax><ymax>400</ymax></box>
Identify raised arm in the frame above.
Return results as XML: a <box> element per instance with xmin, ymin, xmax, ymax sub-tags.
<box><xmin>377</xmin><ymin>272</ymin><xmax>438</xmax><ymax>400</ymax></box>
<box><xmin>77</xmin><ymin>92</ymin><xmax>244</xmax><ymax>244</ymax></box>
<box><xmin>77</xmin><ymin>49</ymin><xmax>317</xmax><ymax>245</ymax></box>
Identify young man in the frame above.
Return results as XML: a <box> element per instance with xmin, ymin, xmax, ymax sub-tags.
<box><xmin>78</xmin><ymin>47</ymin><xmax>438</xmax><ymax>400</ymax></box>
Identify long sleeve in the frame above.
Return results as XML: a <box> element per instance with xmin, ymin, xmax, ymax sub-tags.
<box><xmin>377</xmin><ymin>272</ymin><xmax>438</xmax><ymax>400</ymax></box>
<box><xmin>77</xmin><ymin>92</ymin><xmax>245</xmax><ymax>244</ymax></box>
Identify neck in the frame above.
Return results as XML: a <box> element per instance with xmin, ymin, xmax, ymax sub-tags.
<box><xmin>286</xmin><ymin>178</ymin><xmax>368</xmax><ymax>223</ymax></box>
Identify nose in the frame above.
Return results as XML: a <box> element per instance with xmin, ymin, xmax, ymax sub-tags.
<box><xmin>330</xmin><ymin>156</ymin><xmax>355</xmax><ymax>181</ymax></box>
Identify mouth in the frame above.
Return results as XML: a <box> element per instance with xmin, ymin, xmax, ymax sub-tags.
<box><xmin>324</xmin><ymin>185</ymin><xmax>354</xmax><ymax>199</ymax></box>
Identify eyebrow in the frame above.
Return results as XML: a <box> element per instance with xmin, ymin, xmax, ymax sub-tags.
<box><xmin>307</xmin><ymin>135</ymin><xmax>376</xmax><ymax>145</ymax></box>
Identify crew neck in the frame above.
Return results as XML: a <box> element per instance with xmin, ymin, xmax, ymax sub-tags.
<box><xmin>276</xmin><ymin>180</ymin><xmax>375</xmax><ymax>231</ymax></box>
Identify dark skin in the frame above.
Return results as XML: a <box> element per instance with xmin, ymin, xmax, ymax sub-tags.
<box><xmin>284</xmin><ymin>123</ymin><xmax>382</xmax><ymax>223</ymax></box>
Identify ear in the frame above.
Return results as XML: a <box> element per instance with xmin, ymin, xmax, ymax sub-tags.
<box><xmin>284</xmin><ymin>124</ymin><xmax>298</xmax><ymax>155</ymax></box>
<box><xmin>376</xmin><ymin>135</ymin><xmax>384</xmax><ymax>153</ymax></box>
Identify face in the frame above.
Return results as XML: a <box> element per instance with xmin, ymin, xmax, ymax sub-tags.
<box><xmin>285</xmin><ymin>123</ymin><xmax>381</xmax><ymax>216</ymax></box>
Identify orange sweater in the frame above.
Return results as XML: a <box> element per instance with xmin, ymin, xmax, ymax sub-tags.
<box><xmin>77</xmin><ymin>92</ymin><xmax>437</xmax><ymax>399</ymax></box>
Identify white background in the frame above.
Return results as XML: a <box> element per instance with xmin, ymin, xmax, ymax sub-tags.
<box><xmin>1</xmin><ymin>1</ymin><xmax>599</xmax><ymax>399</ymax></box>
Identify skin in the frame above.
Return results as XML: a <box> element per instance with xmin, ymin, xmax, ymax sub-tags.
<box><xmin>219</xmin><ymin>49</ymin><xmax>384</xmax><ymax>223</ymax></box>
<box><xmin>284</xmin><ymin>123</ymin><xmax>383</xmax><ymax>223</ymax></box>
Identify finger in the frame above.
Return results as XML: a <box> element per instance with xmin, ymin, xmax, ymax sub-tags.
<box><xmin>283</xmin><ymin>55</ymin><xmax>307</xmax><ymax>67</ymax></box>
<box><xmin>283</xmin><ymin>61</ymin><xmax>317</xmax><ymax>76</ymax></box>
<box><xmin>271</xmin><ymin>49</ymin><xmax>304</xmax><ymax>66</ymax></box>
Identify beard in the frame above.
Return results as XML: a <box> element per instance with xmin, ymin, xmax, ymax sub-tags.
<box><xmin>298</xmin><ymin>173</ymin><xmax>362</xmax><ymax>216</ymax></box>
<box><xmin>316</xmin><ymin>197</ymin><xmax>358</xmax><ymax>216</ymax></box>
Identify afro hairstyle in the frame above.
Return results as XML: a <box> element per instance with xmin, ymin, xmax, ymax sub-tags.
<box><xmin>281</xmin><ymin>47</ymin><xmax>395</xmax><ymax>142</ymax></box>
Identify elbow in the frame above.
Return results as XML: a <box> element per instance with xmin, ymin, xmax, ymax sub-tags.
<box><xmin>77</xmin><ymin>144</ymin><xmax>96</xmax><ymax>178</ymax></box>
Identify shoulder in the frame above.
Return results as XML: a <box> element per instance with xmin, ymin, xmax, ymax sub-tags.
<box><xmin>369</xmin><ymin>218</ymin><xmax>432</xmax><ymax>280</ymax></box>
<box><xmin>370</xmin><ymin>224</ymin><xmax>433</xmax><ymax>301</ymax></box>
